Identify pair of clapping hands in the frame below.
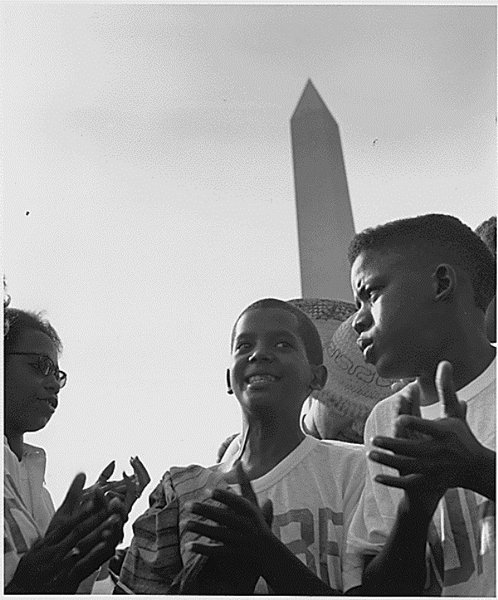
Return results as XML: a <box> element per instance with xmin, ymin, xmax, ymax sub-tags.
<box><xmin>6</xmin><ymin>457</ymin><xmax>150</xmax><ymax>594</ymax></box>
<box><xmin>369</xmin><ymin>361</ymin><xmax>492</xmax><ymax>516</ymax></box>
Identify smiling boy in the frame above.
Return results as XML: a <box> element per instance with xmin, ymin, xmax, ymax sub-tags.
<box><xmin>118</xmin><ymin>298</ymin><xmax>365</xmax><ymax>594</ymax></box>
<box><xmin>344</xmin><ymin>214</ymin><xmax>496</xmax><ymax>596</ymax></box>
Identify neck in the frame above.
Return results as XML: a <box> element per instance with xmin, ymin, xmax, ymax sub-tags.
<box><xmin>417</xmin><ymin>331</ymin><xmax>495</xmax><ymax>406</ymax></box>
<box><xmin>238</xmin><ymin>410</ymin><xmax>305</xmax><ymax>480</ymax></box>
<box><xmin>5</xmin><ymin>430</ymin><xmax>24</xmax><ymax>461</ymax></box>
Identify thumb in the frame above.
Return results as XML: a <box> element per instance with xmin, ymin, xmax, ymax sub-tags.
<box><xmin>261</xmin><ymin>499</ymin><xmax>273</xmax><ymax>528</ymax></box>
<box><xmin>235</xmin><ymin>461</ymin><xmax>258</xmax><ymax>507</ymax></box>
<box><xmin>436</xmin><ymin>361</ymin><xmax>464</xmax><ymax>419</ymax></box>
<box><xmin>59</xmin><ymin>472</ymin><xmax>86</xmax><ymax>515</ymax></box>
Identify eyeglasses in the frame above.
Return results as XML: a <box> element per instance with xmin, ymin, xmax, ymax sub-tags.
<box><xmin>6</xmin><ymin>352</ymin><xmax>67</xmax><ymax>388</ymax></box>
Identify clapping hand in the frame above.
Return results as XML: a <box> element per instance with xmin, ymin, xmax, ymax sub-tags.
<box><xmin>85</xmin><ymin>456</ymin><xmax>150</xmax><ymax>515</ymax></box>
<box><xmin>183</xmin><ymin>462</ymin><xmax>273</xmax><ymax>594</ymax></box>
<box><xmin>6</xmin><ymin>473</ymin><xmax>126</xmax><ymax>594</ymax></box>
<box><xmin>369</xmin><ymin>361</ymin><xmax>489</xmax><ymax>515</ymax></box>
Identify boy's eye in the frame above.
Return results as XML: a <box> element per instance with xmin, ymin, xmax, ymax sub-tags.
<box><xmin>276</xmin><ymin>341</ymin><xmax>293</xmax><ymax>349</ymax></box>
<box><xmin>236</xmin><ymin>342</ymin><xmax>251</xmax><ymax>351</ymax></box>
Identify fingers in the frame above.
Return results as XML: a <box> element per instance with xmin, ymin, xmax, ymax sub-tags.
<box><xmin>369</xmin><ymin>449</ymin><xmax>419</xmax><ymax>474</ymax></box>
<box><xmin>130</xmin><ymin>456</ymin><xmax>151</xmax><ymax>493</ymax></box>
<box><xmin>211</xmin><ymin>487</ymin><xmax>257</xmax><ymax>518</ymax></box>
<box><xmin>121</xmin><ymin>471</ymin><xmax>139</xmax><ymax>516</ymax></box>
<box><xmin>374</xmin><ymin>472</ymin><xmax>426</xmax><ymax>490</ymax></box>
<box><xmin>70</xmin><ymin>512</ymin><xmax>123</xmax><ymax>557</ymax></box>
<box><xmin>66</xmin><ymin>540</ymin><xmax>112</xmax><ymax>587</ymax></box>
<box><xmin>398</xmin><ymin>382</ymin><xmax>421</xmax><ymax>416</ymax></box>
<box><xmin>101</xmin><ymin>480</ymin><xmax>128</xmax><ymax>495</ymax></box>
<box><xmin>97</xmin><ymin>461</ymin><xmax>115</xmax><ymax>483</ymax></box>
<box><xmin>385</xmin><ymin>414</ymin><xmax>448</xmax><ymax>445</ymax></box>
<box><xmin>372</xmin><ymin>432</ymin><xmax>437</xmax><ymax>456</ymax></box>
<box><xmin>436</xmin><ymin>361</ymin><xmax>465</xmax><ymax>419</ymax></box>
<box><xmin>185</xmin><ymin>519</ymin><xmax>242</xmax><ymax>545</ymax></box>
<box><xmin>391</xmin><ymin>378</ymin><xmax>413</xmax><ymax>393</ymax></box>
<box><xmin>187</xmin><ymin>541</ymin><xmax>230</xmax><ymax>559</ymax></box>
<box><xmin>188</xmin><ymin>499</ymin><xmax>246</xmax><ymax>531</ymax></box>
<box><xmin>59</xmin><ymin>473</ymin><xmax>87</xmax><ymax>515</ymax></box>
<box><xmin>235</xmin><ymin>461</ymin><xmax>258</xmax><ymax>507</ymax></box>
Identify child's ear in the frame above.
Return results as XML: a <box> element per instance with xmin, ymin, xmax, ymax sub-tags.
<box><xmin>310</xmin><ymin>364</ymin><xmax>328</xmax><ymax>391</ymax></box>
<box><xmin>432</xmin><ymin>263</ymin><xmax>456</xmax><ymax>301</ymax></box>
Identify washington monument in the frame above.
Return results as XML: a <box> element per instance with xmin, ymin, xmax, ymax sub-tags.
<box><xmin>291</xmin><ymin>80</ymin><xmax>355</xmax><ymax>302</ymax></box>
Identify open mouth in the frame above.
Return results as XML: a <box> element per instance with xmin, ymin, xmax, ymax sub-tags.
<box><xmin>246</xmin><ymin>374</ymin><xmax>278</xmax><ymax>385</ymax></box>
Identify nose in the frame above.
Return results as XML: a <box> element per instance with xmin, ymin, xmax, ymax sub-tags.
<box><xmin>352</xmin><ymin>305</ymin><xmax>372</xmax><ymax>335</ymax></box>
<box><xmin>248</xmin><ymin>343</ymin><xmax>273</xmax><ymax>363</ymax></box>
<box><xmin>44</xmin><ymin>373</ymin><xmax>61</xmax><ymax>393</ymax></box>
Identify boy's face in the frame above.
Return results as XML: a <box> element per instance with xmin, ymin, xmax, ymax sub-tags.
<box><xmin>351</xmin><ymin>249</ymin><xmax>436</xmax><ymax>380</ymax></box>
<box><xmin>230</xmin><ymin>307</ymin><xmax>319</xmax><ymax>413</ymax></box>
<box><xmin>4</xmin><ymin>329</ymin><xmax>61</xmax><ymax>435</ymax></box>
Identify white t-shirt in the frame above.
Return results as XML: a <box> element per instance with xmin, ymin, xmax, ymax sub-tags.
<box><xmin>345</xmin><ymin>358</ymin><xmax>496</xmax><ymax>596</ymax></box>
<box><xmin>121</xmin><ymin>434</ymin><xmax>365</xmax><ymax>594</ymax></box>
<box><xmin>229</xmin><ymin>435</ymin><xmax>366</xmax><ymax>593</ymax></box>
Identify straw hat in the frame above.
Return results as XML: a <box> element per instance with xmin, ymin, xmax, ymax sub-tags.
<box><xmin>288</xmin><ymin>298</ymin><xmax>396</xmax><ymax>443</ymax></box>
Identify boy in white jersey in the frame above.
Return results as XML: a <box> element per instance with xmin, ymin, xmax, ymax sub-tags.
<box><xmin>118</xmin><ymin>298</ymin><xmax>365</xmax><ymax>594</ymax></box>
<box><xmin>344</xmin><ymin>213</ymin><xmax>496</xmax><ymax>596</ymax></box>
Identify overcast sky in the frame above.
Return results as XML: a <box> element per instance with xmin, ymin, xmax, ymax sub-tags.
<box><xmin>2</xmin><ymin>2</ymin><xmax>496</xmax><ymax>543</ymax></box>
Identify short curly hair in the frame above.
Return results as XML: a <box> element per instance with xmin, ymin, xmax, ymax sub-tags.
<box><xmin>4</xmin><ymin>308</ymin><xmax>62</xmax><ymax>354</ymax></box>
<box><xmin>230</xmin><ymin>298</ymin><xmax>323</xmax><ymax>365</ymax></box>
<box><xmin>348</xmin><ymin>213</ymin><xmax>495</xmax><ymax>312</ymax></box>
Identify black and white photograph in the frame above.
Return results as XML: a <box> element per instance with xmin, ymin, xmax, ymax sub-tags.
<box><xmin>2</xmin><ymin>2</ymin><xmax>496</xmax><ymax>595</ymax></box>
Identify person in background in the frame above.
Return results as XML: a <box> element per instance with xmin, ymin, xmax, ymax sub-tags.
<box><xmin>475</xmin><ymin>215</ymin><xmax>496</xmax><ymax>343</ymax></box>
<box><xmin>4</xmin><ymin>306</ymin><xmax>149</xmax><ymax>593</ymax></box>
<box><xmin>118</xmin><ymin>298</ymin><xmax>365</xmax><ymax>594</ymax></box>
<box><xmin>344</xmin><ymin>213</ymin><xmax>495</xmax><ymax>596</ymax></box>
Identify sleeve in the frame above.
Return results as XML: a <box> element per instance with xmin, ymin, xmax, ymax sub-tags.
<box><xmin>343</xmin><ymin>399</ymin><xmax>404</xmax><ymax>591</ymax></box>
<box><xmin>340</xmin><ymin>446</ymin><xmax>367</xmax><ymax>593</ymax></box>
<box><xmin>3</xmin><ymin>485</ymin><xmax>43</xmax><ymax>587</ymax></box>
<box><xmin>118</xmin><ymin>471</ymin><xmax>184</xmax><ymax>594</ymax></box>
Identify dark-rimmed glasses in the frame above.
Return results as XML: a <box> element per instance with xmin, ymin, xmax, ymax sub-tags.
<box><xmin>6</xmin><ymin>352</ymin><xmax>67</xmax><ymax>388</ymax></box>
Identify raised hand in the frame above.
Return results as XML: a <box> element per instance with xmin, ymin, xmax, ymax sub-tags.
<box><xmin>186</xmin><ymin>462</ymin><xmax>273</xmax><ymax>562</ymax></box>
<box><xmin>85</xmin><ymin>456</ymin><xmax>151</xmax><ymax>515</ymax></box>
<box><xmin>369</xmin><ymin>361</ymin><xmax>495</xmax><ymax>513</ymax></box>
<box><xmin>6</xmin><ymin>473</ymin><xmax>125</xmax><ymax>594</ymax></box>
<box><xmin>182</xmin><ymin>462</ymin><xmax>273</xmax><ymax>594</ymax></box>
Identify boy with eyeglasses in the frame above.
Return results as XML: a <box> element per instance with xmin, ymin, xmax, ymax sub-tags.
<box><xmin>118</xmin><ymin>298</ymin><xmax>365</xmax><ymax>594</ymax></box>
<box><xmin>4</xmin><ymin>307</ymin><xmax>149</xmax><ymax>593</ymax></box>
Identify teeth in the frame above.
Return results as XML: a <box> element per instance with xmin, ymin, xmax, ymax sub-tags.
<box><xmin>248</xmin><ymin>375</ymin><xmax>276</xmax><ymax>384</ymax></box>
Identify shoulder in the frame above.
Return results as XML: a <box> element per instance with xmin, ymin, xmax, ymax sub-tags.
<box><xmin>311</xmin><ymin>438</ymin><xmax>366</xmax><ymax>472</ymax></box>
<box><xmin>151</xmin><ymin>463</ymin><xmax>224</xmax><ymax>503</ymax></box>
<box><xmin>22</xmin><ymin>442</ymin><xmax>47</xmax><ymax>458</ymax></box>
<box><xmin>315</xmin><ymin>438</ymin><xmax>365</xmax><ymax>457</ymax></box>
<box><xmin>363</xmin><ymin>392</ymin><xmax>401</xmax><ymax>439</ymax></box>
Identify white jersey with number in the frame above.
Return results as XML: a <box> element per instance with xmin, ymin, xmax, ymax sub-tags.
<box><xmin>230</xmin><ymin>435</ymin><xmax>366</xmax><ymax>593</ymax></box>
<box><xmin>345</xmin><ymin>358</ymin><xmax>496</xmax><ymax>596</ymax></box>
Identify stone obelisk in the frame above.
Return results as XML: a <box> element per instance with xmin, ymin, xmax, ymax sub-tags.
<box><xmin>291</xmin><ymin>80</ymin><xmax>355</xmax><ymax>302</ymax></box>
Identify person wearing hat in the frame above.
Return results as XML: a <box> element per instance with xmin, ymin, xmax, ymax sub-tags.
<box><xmin>117</xmin><ymin>298</ymin><xmax>365</xmax><ymax>594</ymax></box>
